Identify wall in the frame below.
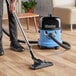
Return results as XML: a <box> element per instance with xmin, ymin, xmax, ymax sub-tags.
<box><xmin>35</xmin><ymin>0</ymin><xmax>52</xmax><ymax>16</ymax></box>
<box><xmin>21</xmin><ymin>0</ymin><xmax>52</xmax><ymax>16</ymax></box>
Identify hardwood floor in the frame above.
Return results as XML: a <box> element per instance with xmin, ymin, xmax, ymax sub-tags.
<box><xmin>1</xmin><ymin>20</ymin><xmax>76</xmax><ymax>76</ymax></box>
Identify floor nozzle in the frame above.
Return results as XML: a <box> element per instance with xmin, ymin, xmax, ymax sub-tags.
<box><xmin>31</xmin><ymin>59</ymin><xmax>53</xmax><ymax>70</ymax></box>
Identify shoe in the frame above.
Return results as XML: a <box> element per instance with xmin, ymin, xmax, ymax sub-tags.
<box><xmin>0</xmin><ymin>47</ymin><xmax>4</xmax><ymax>56</ymax></box>
<box><xmin>10</xmin><ymin>41</ymin><xmax>25</xmax><ymax>52</ymax></box>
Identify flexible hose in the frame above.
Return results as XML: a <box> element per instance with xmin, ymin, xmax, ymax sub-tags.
<box><xmin>48</xmin><ymin>33</ymin><xmax>71</xmax><ymax>50</ymax></box>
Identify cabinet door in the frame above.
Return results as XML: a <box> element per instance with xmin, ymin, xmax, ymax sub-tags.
<box><xmin>35</xmin><ymin>0</ymin><xmax>52</xmax><ymax>16</ymax></box>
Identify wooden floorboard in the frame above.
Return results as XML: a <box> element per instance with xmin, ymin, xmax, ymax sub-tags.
<box><xmin>1</xmin><ymin>21</ymin><xmax>76</xmax><ymax>76</ymax></box>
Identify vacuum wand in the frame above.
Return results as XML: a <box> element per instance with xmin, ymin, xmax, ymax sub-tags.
<box><xmin>6</xmin><ymin>0</ymin><xmax>53</xmax><ymax>70</ymax></box>
<box><xmin>13</xmin><ymin>12</ymin><xmax>36</xmax><ymax>60</ymax></box>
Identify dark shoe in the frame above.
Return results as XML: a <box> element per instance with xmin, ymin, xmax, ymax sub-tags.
<box><xmin>0</xmin><ymin>42</ymin><xmax>4</xmax><ymax>56</ymax></box>
<box><xmin>10</xmin><ymin>42</ymin><xmax>25</xmax><ymax>52</ymax></box>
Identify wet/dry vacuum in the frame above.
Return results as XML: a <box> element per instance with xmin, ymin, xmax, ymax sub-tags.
<box><xmin>38</xmin><ymin>15</ymin><xmax>62</xmax><ymax>49</ymax></box>
<box><xmin>38</xmin><ymin>15</ymin><xmax>71</xmax><ymax>50</ymax></box>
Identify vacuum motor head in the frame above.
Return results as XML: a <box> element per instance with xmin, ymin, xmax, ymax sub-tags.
<box><xmin>39</xmin><ymin>16</ymin><xmax>61</xmax><ymax>30</ymax></box>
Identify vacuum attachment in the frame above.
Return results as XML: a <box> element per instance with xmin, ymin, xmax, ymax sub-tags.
<box><xmin>30</xmin><ymin>58</ymin><xmax>53</xmax><ymax>70</ymax></box>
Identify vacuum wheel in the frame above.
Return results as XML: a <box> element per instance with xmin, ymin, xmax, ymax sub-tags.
<box><xmin>38</xmin><ymin>45</ymin><xmax>59</xmax><ymax>50</ymax></box>
<box><xmin>38</xmin><ymin>45</ymin><xmax>48</xmax><ymax>49</ymax></box>
<box><xmin>54</xmin><ymin>46</ymin><xmax>59</xmax><ymax>50</ymax></box>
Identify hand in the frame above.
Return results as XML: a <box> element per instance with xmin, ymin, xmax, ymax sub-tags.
<box><xmin>9</xmin><ymin>2</ymin><xmax>16</xmax><ymax>13</ymax></box>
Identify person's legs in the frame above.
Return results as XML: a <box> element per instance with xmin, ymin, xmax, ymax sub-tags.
<box><xmin>0</xmin><ymin>0</ymin><xmax>4</xmax><ymax>56</ymax></box>
<box><xmin>6</xmin><ymin>0</ymin><xmax>17</xmax><ymax>42</ymax></box>
<box><xmin>5</xmin><ymin>0</ymin><xmax>24</xmax><ymax>52</ymax></box>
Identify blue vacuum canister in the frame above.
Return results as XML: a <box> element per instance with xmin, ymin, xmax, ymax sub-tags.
<box><xmin>38</xmin><ymin>16</ymin><xmax>62</xmax><ymax>49</ymax></box>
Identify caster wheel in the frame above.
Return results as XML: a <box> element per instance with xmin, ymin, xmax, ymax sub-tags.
<box><xmin>40</xmin><ymin>46</ymin><xmax>46</xmax><ymax>49</ymax></box>
<box><xmin>54</xmin><ymin>46</ymin><xmax>59</xmax><ymax>50</ymax></box>
<box><xmin>38</xmin><ymin>45</ymin><xmax>46</xmax><ymax>49</ymax></box>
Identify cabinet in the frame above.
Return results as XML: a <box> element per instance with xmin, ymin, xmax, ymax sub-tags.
<box><xmin>35</xmin><ymin>0</ymin><xmax>52</xmax><ymax>16</ymax></box>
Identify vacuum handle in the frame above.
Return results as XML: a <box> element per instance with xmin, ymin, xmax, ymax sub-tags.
<box><xmin>48</xmin><ymin>33</ymin><xmax>71</xmax><ymax>50</ymax></box>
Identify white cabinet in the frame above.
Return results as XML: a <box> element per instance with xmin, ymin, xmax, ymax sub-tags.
<box><xmin>35</xmin><ymin>0</ymin><xmax>52</xmax><ymax>16</ymax></box>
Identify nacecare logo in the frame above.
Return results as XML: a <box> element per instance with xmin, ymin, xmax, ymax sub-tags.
<box><xmin>45</xmin><ymin>25</ymin><xmax>56</xmax><ymax>28</ymax></box>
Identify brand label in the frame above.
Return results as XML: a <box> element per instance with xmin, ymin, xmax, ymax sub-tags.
<box><xmin>45</xmin><ymin>25</ymin><xmax>56</xmax><ymax>28</ymax></box>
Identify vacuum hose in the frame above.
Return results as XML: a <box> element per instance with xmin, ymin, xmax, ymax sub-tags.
<box><xmin>48</xmin><ymin>33</ymin><xmax>71</xmax><ymax>50</ymax></box>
